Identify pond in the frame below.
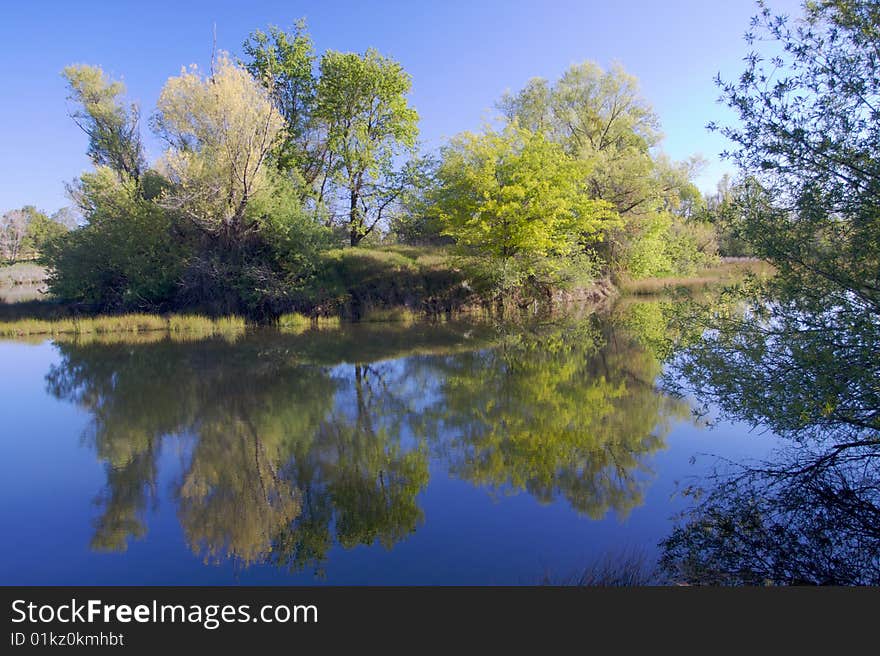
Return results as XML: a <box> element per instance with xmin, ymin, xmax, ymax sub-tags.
<box><xmin>0</xmin><ymin>298</ymin><xmax>780</xmax><ymax>584</ymax></box>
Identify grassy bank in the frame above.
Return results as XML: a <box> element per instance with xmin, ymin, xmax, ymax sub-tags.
<box><xmin>300</xmin><ymin>245</ymin><xmax>480</xmax><ymax>319</ymax></box>
<box><xmin>300</xmin><ymin>245</ymin><xmax>616</xmax><ymax>320</ymax></box>
<box><xmin>0</xmin><ymin>313</ymin><xmax>247</xmax><ymax>339</ymax></box>
<box><xmin>1</xmin><ymin>248</ymin><xmax>756</xmax><ymax>332</ymax></box>
<box><xmin>619</xmin><ymin>258</ymin><xmax>775</xmax><ymax>296</ymax></box>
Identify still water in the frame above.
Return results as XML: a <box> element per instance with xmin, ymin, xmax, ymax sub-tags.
<box><xmin>0</xmin><ymin>299</ymin><xmax>776</xmax><ymax>584</ymax></box>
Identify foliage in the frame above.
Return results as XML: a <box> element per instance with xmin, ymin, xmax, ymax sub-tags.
<box><xmin>432</xmin><ymin>124</ymin><xmax>618</xmax><ymax>289</ymax></box>
<box><xmin>62</xmin><ymin>64</ymin><xmax>145</xmax><ymax>181</ymax></box>
<box><xmin>659</xmin><ymin>2</ymin><xmax>880</xmax><ymax>585</ymax></box>
<box><xmin>712</xmin><ymin>0</ymin><xmax>880</xmax><ymax>311</ymax></box>
<box><xmin>696</xmin><ymin>175</ymin><xmax>753</xmax><ymax>256</ymax></box>
<box><xmin>498</xmin><ymin>62</ymin><xmax>709</xmax><ymax>276</ymax></box>
<box><xmin>243</xmin><ymin>20</ymin><xmax>318</xmax><ymax>178</ymax></box>
<box><xmin>153</xmin><ymin>52</ymin><xmax>285</xmax><ymax>242</ymax></box>
<box><xmin>43</xmin><ymin>21</ymin><xmax>722</xmax><ymax>316</ymax></box>
<box><xmin>0</xmin><ymin>206</ymin><xmax>70</xmax><ymax>263</ymax></box>
<box><xmin>22</xmin><ymin>207</ymin><xmax>69</xmax><ymax>255</ymax></box>
<box><xmin>315</xmin><ymin>48</ymin><xmax>420</xmax><ymax>245</ymax></box>
<box><xmin>43</xmin><ymin>167</ymin><xmax>185</xmax><ymax>310</ymax></box>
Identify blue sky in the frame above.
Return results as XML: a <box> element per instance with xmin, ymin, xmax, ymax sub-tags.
<box><xmin>0</xmin><ymin>0</ymin><xmax>804</xmax><ymax>214</ymax></box>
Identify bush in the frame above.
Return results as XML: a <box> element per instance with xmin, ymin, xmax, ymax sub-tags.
<box><xmin>43</xmin><ymin>168</ymin><xmax>185</xmax><ymax>311</ymax></box>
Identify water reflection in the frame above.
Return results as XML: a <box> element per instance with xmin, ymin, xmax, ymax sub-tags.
<box><xmin>661</xmin><ymin>288</ymin><xmax>880</xmax><ymax>585</ymax></box>
<box><xmin>44</xmin><ymin>310</ymin><xmax>688</xmax><ymax>574</ymax></box>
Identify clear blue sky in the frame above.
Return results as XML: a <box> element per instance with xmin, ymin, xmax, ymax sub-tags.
<box><xmin>0</xmin><ymin>0</ymin><xmax>804</xmax><ymax>214</ymax></box>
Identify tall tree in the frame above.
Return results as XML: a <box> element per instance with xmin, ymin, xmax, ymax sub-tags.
<box><xmin>62</xmin><ymin>65</ymin><xmax>145</xmax><ymax>182</ymax></box>
<box><xmin>499</xmin><ymin>62</ymin><xmax>705</xmax><ymax>273</ymax></box>
<box><xmin>153</xmin><ymin>52</ymin><xmax>285</xmax><ymax>244</ymax></box>
<box><xmin>243</xmin><ymin>21</ymin><xmax>320</xmax><ymax>182</ymax></box>
<box><xmin>315</xmin><ymin>49</ymin><xmax>419</xmax><ymax>245</ymax></box>
<box><xmin>499</xmin><ymin>62</ymin><xmax>663</xmax><ymax>215</ymax></box>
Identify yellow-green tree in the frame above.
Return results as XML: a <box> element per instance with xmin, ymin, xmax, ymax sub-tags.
<box><xmin>153</xmin><ymin>52</ymin><xmax>285</xmax><ymax>242</ymax></box>
<box><xmin>62</xmin><ymin>64</ymin><xmax>145</xmax><ymax>182</ymax></box>
<box><xmin>498</xmin><ymin>62</ymin><xmax>712</xmax><ymax>276</ymax></box>
<box><xmin>433</xmin><ymin>124</ymin><xmax>617</xmax><ymax>285</ymax></box>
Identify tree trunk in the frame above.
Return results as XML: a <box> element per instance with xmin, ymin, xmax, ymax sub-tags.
<box><xmin>349</xmin><ymin>182</ymin><xmax>362</xmax><ymax>246</ymax></box>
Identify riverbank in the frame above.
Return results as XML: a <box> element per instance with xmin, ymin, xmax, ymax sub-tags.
<box><xmin>0</xmin><ymin>245</ymin><xmax>617</xmax><ymax>323</ymax></box>
<box><xmin>0</xmin><ymin>251</ymin><xmax>764</xmax><ymax>334</ymax></box>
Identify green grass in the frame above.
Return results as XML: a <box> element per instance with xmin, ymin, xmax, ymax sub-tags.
<box><xmin>315</xmin><ymin>315</ymin><xmax>341</xmax><ymax>328</ymax></box>
<box><xmin>276</xmin><ymin>312</ymin><xmax>341</xmax><ymax>334</ymax></box>
<box><xmin>307</xmin><ymin>245</ymin><xmax>478</xmax><ymax>319</ymax></box>
<box><xmin>277</xmin><ymin>312</ymin><xmax>312</xmax><ymax>329</ymax></box>
<box><xmin>359</xmin><ymin>307</ymin><xmax>419</xmax><ymax>323</ymax></box>
<box><xmin>0</xmin><ymin>313</ymin><xmax>248</xmax><ymax>340</ymax></box>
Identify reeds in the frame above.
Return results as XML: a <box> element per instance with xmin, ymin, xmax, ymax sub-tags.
<box><xmin>0</xmin><ymin>313</ymin><xmax>248</xmax><ymax>340</ymax></box>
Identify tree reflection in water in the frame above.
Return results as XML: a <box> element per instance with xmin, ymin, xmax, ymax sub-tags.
<box><xmin>45</xmin><ymin>309</ymin><xmax>687</xmax><ymax>575</ymax></box>
<box><xmin>661</xmin><ymin>289</ymin><xmax>880</xmax><ymax>585</ymax></box>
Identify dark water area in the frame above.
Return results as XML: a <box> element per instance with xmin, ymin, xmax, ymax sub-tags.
<box><xmin>0</xmin><ymin>299</ymin><xmax>782</xmax><ymax>584</ymax></box>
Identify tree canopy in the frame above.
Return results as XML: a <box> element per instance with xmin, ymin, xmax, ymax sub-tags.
<box><xmin>432</xmin><ymin>124</ymin><xmax>617</xmax><ymax>267</ymax></box>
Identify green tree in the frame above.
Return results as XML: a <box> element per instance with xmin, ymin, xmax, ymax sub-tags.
<box><xmin>62</xmin><ymin>65</ymin><xmax>145</xmax><ymax>182</ymax></box>
<box><xmin>243</xmin><ymin>21</ymin><xmax>321</xmax><ymax>185</ymax></box>
<box><xmin>712</xmin><ymin>0</ymin><xmax>880</xmax><ymax>310</ymax></box>
<box><xmin>1</xmin><ymin>205</ymin><xmax>70</xmax><ymax>263</ymax></box>
<box><xmin>659</xmin><ymin>0</ymin><xmax>880</xmax><ymax>585</ymax></box>
<box><xmin>432</xmin><ymin>124</ymin><xmax>617</xmax><ymax>285</ymax></box>
<box><xmin>697</xmin><ymin>175</ymin><xmax>753</xmax><ymax>257</ymax></box>
<box><xmin>499</xmin><ymin>62</ymin><xmax>710</xmax><ymax>276</ymax></box>
<box><xmin>315</xmin><ymin>49</ymin><xmax>419</xmax><ymax>245</ymax></box>
<box><xmin>21</xmin><ymin>206</ymin><xmax>69</xmax><ymax>256</ymax></box>
<box><xmin>43</xmin><ymin>167</ymin><xmax>184</xmax><ymax>310</ymax></box>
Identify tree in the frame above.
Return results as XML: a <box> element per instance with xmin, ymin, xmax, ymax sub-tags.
<box><xmin>712</xmin><ymin>0</ymin><xmax>880</xmax><ymax>311</ymax></box>
<box><xmin>696</xmin><ymin>175</ymin><xmax>753</xmax><ymax>257</ymax></box>
<box><xmin>243</xmin><ymin>21</ymin><xmax>320</xmax><ymax>183</ymax></box>
<box><xmin>499</xmin><ymin>62</ymin><xmax>707</xmax><ymax>275</ymax></box>
<box><xmin>432</xmin><ymin>124</ymin><xmax>617</xmax><ymax>280</ymax></box>
<box><xmin>50</xmin><ymin>207</ymin><xmax>80</xmax><ymax>230</ymax></box>
<box><xmin>62</xmin><ymin>65</ymin><xmax>145</xmax><ymax>182</ymax></box>
<box><xmin>22</xmin><ymin>206</ymin><xmax>69</xmax><ymax>256</ymax></box>
<box><xmin>0</xmin><ymin>209</ymin><xmax>29</xmax><ymax>262</ymax></box>
<box><xmin>659</xmin><ymin>1</ymin><xmax>880</xmax><ymax>584</ymax></box>
<box><xmin>499</xmin><ymin>62</ymin><xmax>663</xmax><ymax>215</ymax></box>
<box><xmin>315</xmin><ymin>49</ymin><xmax>419</xmax><ymax>245</ymax></box>
<box><xmin>153</xmin><ymin>52</ymin><xmax>285</xmax><ymax>244</ymax></box>
<box><xmin>0</xmin><ymin>206</ymin><xmax>71</xmax><ymax>263</ymax></box>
